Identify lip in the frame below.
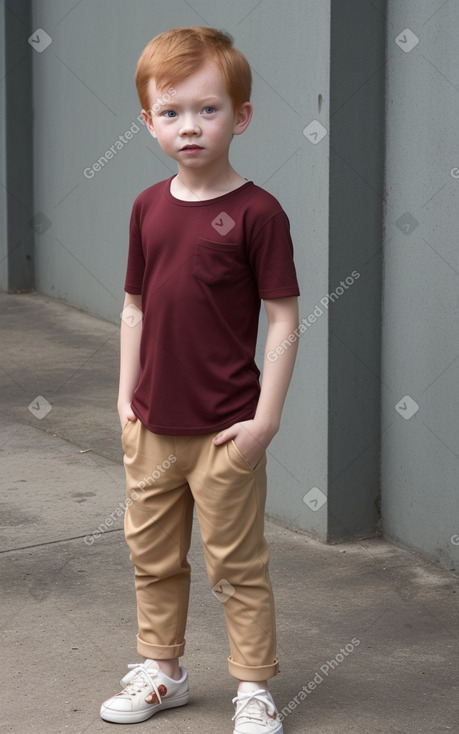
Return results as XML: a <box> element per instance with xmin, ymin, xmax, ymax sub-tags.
<box><xmin>180</xmin><ymin>144</ymin><xmax>203</xmax><ymax>152</ymax></box>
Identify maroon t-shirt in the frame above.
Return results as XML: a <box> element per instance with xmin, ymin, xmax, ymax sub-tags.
<box><xmin>125</xmin><ymin>176</ymin><xmax>300</xmax><ymax>435</ymax></box>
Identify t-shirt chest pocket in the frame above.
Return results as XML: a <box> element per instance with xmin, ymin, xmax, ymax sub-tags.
<box><xmin>192</xmin><ymin>237</ymin><xmax>238</xmax><ymax>285</ymax></box>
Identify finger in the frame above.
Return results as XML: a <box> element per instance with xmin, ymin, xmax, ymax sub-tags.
<box><xmin>213</xmin><ymin>426</ymin><xmax>237</xmax><ymax>444</ymax></box>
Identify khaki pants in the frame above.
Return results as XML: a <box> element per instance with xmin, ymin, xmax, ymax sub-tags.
<box><xmin>122</xmin><ymin>418</ymin><xmax>279</xmax><ymax>681</ymax></box>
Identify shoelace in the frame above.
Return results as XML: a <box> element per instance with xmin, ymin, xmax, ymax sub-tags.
<box><xmin>119</xmin><ymin>663</ymin><xmax>162</xmax><ymax>702</ymax></box>
<box><xmin>232</xmin><ymin>689</ymin><xmax>277</xmax><ymax>723</ymax></box>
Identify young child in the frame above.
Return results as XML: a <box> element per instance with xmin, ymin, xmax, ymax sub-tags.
<box><xmin>100</xmin><ymin>26</ymin><xmax>300</xmax><ymax>734</ymax></box>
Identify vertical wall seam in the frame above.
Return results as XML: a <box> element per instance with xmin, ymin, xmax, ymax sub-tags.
<box><xmin>5</xmin><ymin>0</ymin><xmax>35</xmax><ymax>291</ymax></box>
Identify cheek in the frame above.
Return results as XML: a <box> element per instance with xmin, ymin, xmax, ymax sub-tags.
<box><xmin>154</xmin><ymin>124</ymin><xmax>173</xmax><ymax>143</ymax></box>
<box><xmin>206</xmin><ymin>124</ymin><xmax>231</xmax><ymax>143</ymax></box>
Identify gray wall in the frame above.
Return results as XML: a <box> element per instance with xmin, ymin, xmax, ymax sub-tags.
<box><xmin>381</xmin><ymin>1</ymin><xmax>459</xmax><ymax>571</ymax></box>
<box><xmin>326</xmin><ymin>0</ymin><xmax>385</xmax><ymax>541</ymax></box>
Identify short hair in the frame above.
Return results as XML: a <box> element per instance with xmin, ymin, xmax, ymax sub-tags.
<box><xmin>135</xmin><ymin>26</ymin><xmax>252</xmax><ymax>113</ymax></box>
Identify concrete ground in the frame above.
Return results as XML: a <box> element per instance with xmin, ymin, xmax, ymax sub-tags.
<box><xmin>0</xmin><ymin>291</ymin><xmax>458</xmax><ymax>734</ymax></box>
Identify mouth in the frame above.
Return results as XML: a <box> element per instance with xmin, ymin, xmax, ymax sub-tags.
<box><xmin>180</xmin><ymin>144</ymin><xmax>203</xmax><ymax>151</ymax></box>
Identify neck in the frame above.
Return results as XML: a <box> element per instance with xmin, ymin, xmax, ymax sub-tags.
<box><xmin>175</xmin><ymin>159</ymin><xmax>245</xmax><ymax>200</ymax></box>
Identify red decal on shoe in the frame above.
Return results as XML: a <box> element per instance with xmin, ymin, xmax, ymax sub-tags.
<box><xmin>268</xmin><ymin>711</ymin><xmax>278</xmax><ymax>719</ymax></box>
<box><xmin>145</xmin><ymin>692</ymin><xmax>159</xmax><ymax>704</ymax></box>
<box><xmin>158</xmin><ymin>685</ymin><xmax>167</xmax><ymax>696</ymax></box>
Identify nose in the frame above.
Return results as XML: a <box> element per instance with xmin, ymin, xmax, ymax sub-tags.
<box><xmin>179</xmin><ymin>113</ymin><xmax>201</xmax><ymax>136</ymax></box>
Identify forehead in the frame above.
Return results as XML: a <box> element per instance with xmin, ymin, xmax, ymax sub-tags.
<box><xmin>147</xmin><ymin>59</ymin><xmax>228</xmax><ymax>105</ymax></box>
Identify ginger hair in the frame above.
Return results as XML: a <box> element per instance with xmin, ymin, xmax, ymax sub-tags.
<box><xmin>135</xmin><ymin>26</ymin><xmax>252</xmax><ymax>113</ymax></box>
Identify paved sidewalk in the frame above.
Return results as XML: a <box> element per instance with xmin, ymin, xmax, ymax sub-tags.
<box><xmin>1</xmin><ymin>292</ymin><xmax>458</xmax><ymax>734</ymax></box>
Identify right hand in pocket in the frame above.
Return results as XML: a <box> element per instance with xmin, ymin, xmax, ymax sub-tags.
<box><xmin>118</xmin><ymin>402</ymin><xmax>136</xmax><ymax>431</ymax></box>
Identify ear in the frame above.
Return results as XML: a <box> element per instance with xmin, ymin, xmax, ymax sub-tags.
<box><xmin>233</xmin><ymin>102</ymin><xmax>253</xmax><ymax>136</ymax></box>
<box><xmin>141</xmin><ymin>109</ymin><xmax>157</xmax><ymax>138</ymax></box>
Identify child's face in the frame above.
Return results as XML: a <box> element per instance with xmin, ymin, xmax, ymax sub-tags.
<box><xmin>142</xmin><ymin>60</ymin><xmax>252</xmax><ymax>171</ymax></box>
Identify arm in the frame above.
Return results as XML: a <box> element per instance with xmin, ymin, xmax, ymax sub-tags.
<box><xmin>213</xmin><ymin>296</ymin><xmax>299</xmax><ymax>467</ymax></box>
<box><xmin>117</xmin><ymin>292</ymin><xmax>143</xmax><ymax>429</ymax></box>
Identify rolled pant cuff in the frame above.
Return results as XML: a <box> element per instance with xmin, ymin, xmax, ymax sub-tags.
<box><xmin>228</xmin><ymin>656</ymin><xmax>279</xmax><ymax>681</ymax></box>
<box><xmin>136</xmin><ymin>634</ymin><xmax>185</xmax><ymax>660</ymax></box>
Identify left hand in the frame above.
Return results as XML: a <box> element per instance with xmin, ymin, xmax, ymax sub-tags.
<box><xmin>213</xmin><ymin>420</ymin><xmax>271</xmax><ymax>469</ymax></box>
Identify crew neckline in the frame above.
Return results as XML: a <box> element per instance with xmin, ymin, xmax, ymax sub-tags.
<box><xmin>165</xmin><ymin>175</ymin><xmax>253</xmax><ymax>206</ymax></box>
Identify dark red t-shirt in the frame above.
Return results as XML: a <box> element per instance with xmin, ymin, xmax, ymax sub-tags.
<box><xmin>125</xmin><ymin>176</ymin><xmax>300</xmax><ymax>435</ymax></box>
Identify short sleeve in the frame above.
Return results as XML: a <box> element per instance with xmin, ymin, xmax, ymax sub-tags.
<box><xmin>248</xmin><ymin>211</ymin><xmax>300</xmax><ymax>299</ymax></box>
<box><xmin>124</xmin><ymin>200</ymin><xmax>145</xmax><ymax>294</ymax></box>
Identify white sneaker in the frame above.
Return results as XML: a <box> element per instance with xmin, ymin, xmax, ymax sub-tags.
<box><xmin>232</xmin><ymin>689</ymin><xmax>283</xmax><ymax>734</ymax></box>
<box><xmin>100</xmin><ymin>662</ymin><xmax>189</xmax><ymax>723</ymax></box>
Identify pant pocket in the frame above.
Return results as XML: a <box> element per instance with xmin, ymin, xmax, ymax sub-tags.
<box><xmin>121</xmin><ymin>417</ymin><xmax>138</xmax><ymax>452</ymax></box>
<box><xmin>229</xmin><ymin>438</ymin><xmax>267</xmax><ymax>472</ymax></box>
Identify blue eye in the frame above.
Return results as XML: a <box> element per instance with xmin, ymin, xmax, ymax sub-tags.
<box><xmin>163</xmin><ymin>110</ymin><xmax>177</xmax><ymax>118</ymax></box>
<box><xmin>203</xmin><ymin>106</ymin><xmax>215</xmax><ymax>114</ymax></box>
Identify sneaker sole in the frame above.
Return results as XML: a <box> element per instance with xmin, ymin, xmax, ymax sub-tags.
<box><xmin>100</xmin><ymin>691</ymin><xmax>189</xmax><ymax>724</ymax></box>
<box><xmin>233</xmin><ymin>720</ymin><xmax>283</xmax><ymax>734</ymax></box>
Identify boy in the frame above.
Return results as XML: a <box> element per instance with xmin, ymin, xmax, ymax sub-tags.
<box><xmin>100</xmin><ymin>26</ymin><xmax>300</xmax><ymax>734</ymax></box>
